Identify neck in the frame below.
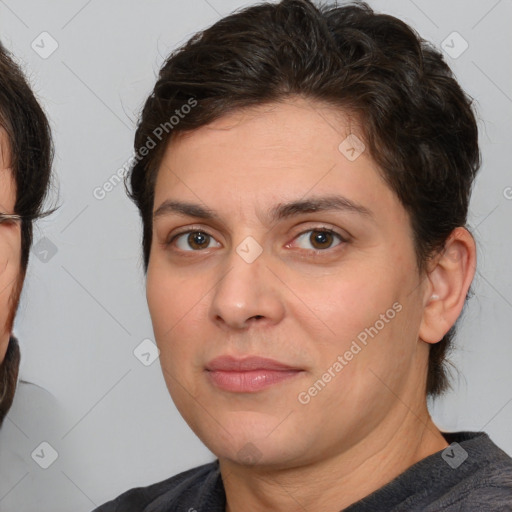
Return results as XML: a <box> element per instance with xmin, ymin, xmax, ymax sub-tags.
<box><xmin>220</xmin><ymin>408</ymin><xmax>448</xmax><ymax>512</ymax></box>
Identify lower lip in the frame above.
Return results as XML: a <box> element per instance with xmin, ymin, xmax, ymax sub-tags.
<box><xmin>206</xmin><ymin>369</ymin><xmax>303</xmax><ymax>392</ymax></box>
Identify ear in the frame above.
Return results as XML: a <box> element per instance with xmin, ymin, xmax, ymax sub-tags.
<box><xmin>0</xmin><ymin>333</ymin><xmax>9</xmax><ymax>364</ymax></box>
<box><xmin>419</xmin><ymin>227</ymin><xmax>476</xmax><ymax>344</ymax></box>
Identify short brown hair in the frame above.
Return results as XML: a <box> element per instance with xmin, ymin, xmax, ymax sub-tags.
<box><xmin>127</xmin><ymin>0</ymin><xmax>480</xmax><ymax>397</ymax></box>
<box><xmin>0</xmin><ymin>42</ymin><xmax>53</xmax><ymax>425</ymax></box>
<box><xmin>0</xmin><ymin>42</ymin><xmax>53</xmax><ymax>271</ymax></box>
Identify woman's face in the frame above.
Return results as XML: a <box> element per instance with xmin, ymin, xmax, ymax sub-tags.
<box><xmin>0</xmin><ymin>128</ymin><xmax>22</xmax><ymax>362</ymax></box>
<box><xmin>146</xmin><ymin>98</ymin><xmax>432</xmax><ymax>468</ymax></box>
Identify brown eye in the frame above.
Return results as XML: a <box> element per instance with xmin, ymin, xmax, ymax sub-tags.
<box><xmin>173</xmin><ymin>230</ymin><xmax>221</xmax><ymax>251</ymax></box>
<box><xmin>294</xmin><ymin>229</ymin><xmax>344</xmax><ymax>251</ymax></box>
<box><xmin>310</xmin><ymin>230</ymin><xmax>334</xmax><ymax>249</ymax></box>
<box><xmin>187</xmin><ymin>232</ymin><xmax>210</xmax><ymax>250</ymax></box>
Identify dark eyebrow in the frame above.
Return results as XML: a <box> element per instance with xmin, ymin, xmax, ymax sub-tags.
<box><xmin>270</xmin><ymin>195</ymin><xmax>373</xmax><ymax>221</ymax></box>
<box><xmin>153</xmin><ymin>200</ymin><xmax>217</xmax><ymax>220</ymax></box>
<box><xmin>153</xmin><ymin>195</ymin><xmax>373</xmax><ymax>222</ymax></box>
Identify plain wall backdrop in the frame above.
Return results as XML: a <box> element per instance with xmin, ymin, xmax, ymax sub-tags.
<box><xmin>0</xmin><ymin>0</ymin><xmax>511</xmax><ymax>510</ymax></box>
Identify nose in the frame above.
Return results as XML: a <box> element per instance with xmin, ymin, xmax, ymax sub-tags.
<box><xmin>209</xmin><ymin>246</ymin><xmax>285</xmax><ymax>330</ymax></box>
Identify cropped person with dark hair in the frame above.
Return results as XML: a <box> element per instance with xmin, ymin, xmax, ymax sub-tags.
<box><xmin>0</xmin><ymin>41</ymin><xmax>53</xmax><ymax>426</ymax></box>
<box><xmin>95</xmin><ymin>1</ymin><xmax>512</xmax><ymax>510</ymax></box>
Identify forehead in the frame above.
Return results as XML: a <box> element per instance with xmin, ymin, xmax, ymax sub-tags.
<box><xmin>0</xmin><ymin>126</ymin><xmax>16</xmax><ymax>211</ymax></box>
<box><xmin>0</xmin><ymin>126</ymin><xmax>11</xmax><ymax>169</ymax></box>
<box><xmin>165</xmin><ymin>98</ymin><xmax>361</xmax><ymax>172</ymax></box>
<box><xmin>153</xmin><ymin>98</ymin><xmax>396</xmax><ymax>216</ymax></box>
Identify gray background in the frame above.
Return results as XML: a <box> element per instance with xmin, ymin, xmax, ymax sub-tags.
<box><xmin>0</xmin><ymin>0</ymin><xmax>511</xmax><ymax>510</ymax></box>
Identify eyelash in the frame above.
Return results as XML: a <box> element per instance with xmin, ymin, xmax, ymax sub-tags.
<box><xmin>290</xmin><ymin>227</ymin><xmax>347</xmax><ymax>252</ymax></box>
<box><xmin>167</xmin><ymin>226</ymin><xmax>348</xmax><ymax>253</ymax></box>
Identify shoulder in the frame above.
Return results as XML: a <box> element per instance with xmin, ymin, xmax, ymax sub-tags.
<box><xmin>344</xmin><ymin>431</ymin><xmax>512</xmax><ymax>512</ymax></box>
<box><xmin>438</xmin><ymin>481</ymin><xmax>512</xmax><ymax>512</ymax></box>
<box><xmin>93</xmin><ymin>461</ymin><xmax>223</xmax><ymax>512</ymax></box>
<box><xmin>427</xmin><ymin>431</ymin><xmax>512</xmax><ymax>511</ymax></box>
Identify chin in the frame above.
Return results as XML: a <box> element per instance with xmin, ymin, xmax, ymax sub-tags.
<box><xmin>188</xmin><ymin>409</ymin><xmax>305</xmax><ymax>466</ymax></box>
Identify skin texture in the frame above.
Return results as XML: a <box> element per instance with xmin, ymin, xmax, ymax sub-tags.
<box><xmin>146</xmin><ymin>97</ymin><xmax>476</xmax><ymax>512</ymax></box>
<box><xmin>0</xmin><ymin>127</ymin><xmax>22</xmax><ymax>363</ymax></box>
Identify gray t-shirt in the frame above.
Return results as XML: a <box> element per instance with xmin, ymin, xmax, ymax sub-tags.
<box><xmin>94</xmin><ymin>431</ymin><xmax>512</xmax><ymax>511</ymax></box>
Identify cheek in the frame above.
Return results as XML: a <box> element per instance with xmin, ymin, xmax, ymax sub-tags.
<box><xmin>146</xmin><ymin>259</ymin><xmax>209</xmax><ymax>381</ymax></box>
<box><xmin>303</xmin><ymin>269</ymin><xmax>421</xmax><ymax>405</ymax></box>
<box><xmin>146</xmin><ymin>259</ymin><xmax>206</xmax><ymax>339</ymax></box>
<box><xmin>146</xmin><ymin>264</ymin><xmax>214</xmax><ymax>424</ymax></box>
<box><xmin>287</xmin><ymin>260</ymin><xmax>402</xmax><ymax>345</ymax></box>
<box><xmin>290</xmin><ymin>255</ymin><xmax>418</xmax><ymax>388</ymax></box>
<box><xmin>0</xmin><ymin>231</ymin><xmax>21</xmax><ymax>338</ymax></box>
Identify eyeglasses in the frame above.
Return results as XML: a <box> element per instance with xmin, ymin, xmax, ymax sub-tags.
<box><xmin>0</xmin><ymin>213</ymin><xmax>22</xmax><ymax>224</ymax></box>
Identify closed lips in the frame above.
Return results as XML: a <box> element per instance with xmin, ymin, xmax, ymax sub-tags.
<box><xmin>205</xmin><ymin>356</ymin><xmax>304</xmax><ymax>393</ymax></box>
<box><xmin>205</xmin><ymin>355</ymin><xmax>302</xmax><ymax>372</ymax></box>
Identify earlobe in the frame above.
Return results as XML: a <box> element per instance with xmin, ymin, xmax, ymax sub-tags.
<box><xmin>419</xmin><ymin>227</ymin><xmax>476</xmax><ymax>344</ymax></box>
